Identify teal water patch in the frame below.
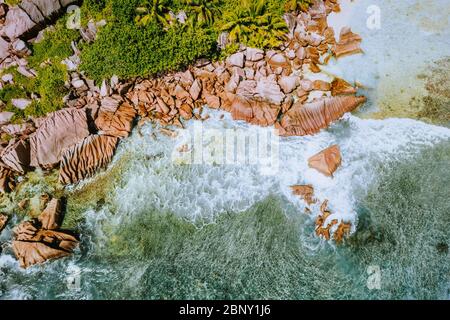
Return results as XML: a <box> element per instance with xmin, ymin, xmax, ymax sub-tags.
<box><xmin>1</xmin><ymin>196</ymin><xmax>365</xmax><ymax>300</ymax></box>
<box><xmin>1</xmin><ymin>140</ymin><xmax>449</xmax><ymax>300</ymax></box>
<box><xmin>345</xmin><ymin>139</ymin><xmax>450</xmax><ymax>300</ymax></box>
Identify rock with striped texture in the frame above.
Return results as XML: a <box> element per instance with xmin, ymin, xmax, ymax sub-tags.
<box><xmin>0</xmin><ymin>213</ymin><xmax>7</xmax><ymax>233</ymax></box>
<box><xmin>0</xmin><ymin>166</ymin><xmax>14</xmax><ymax>194</ymax></box>
<box><xmin>231</xmin><ymin>95</ymin><xmax>281</xmax><ymax>127</ymax></box>
<box><xmin>38</xmin><ymin>198</ymin><xmax>62</xmax><ymax>230</ymax></box>
<box><xmin>30</xmin><ymin>108</ymin><xmax>90</xmax><ymax>169</ymax></box>
<box><xmin>275</xmin><ymin>96</ymin><xmax>366</xmax><ymax>136</ymax></box>
<box><xmin>95</xmin><ymin>102</ymin><xmax>136</xmax><ymax>138</ymax></box>
<box><xmin>0</xmin><ymin>139</ymin><xmax>30</xmax><ymax>174</ymax></box>
<box><xmin>59</xmin><ymin>135</ymin><xmax>119</xmax><ymax>185</ymax></box>
<box><xmin>12</xmin><ymin>227</ymin><xmax>78</xmax><ymax>268</ymax></box>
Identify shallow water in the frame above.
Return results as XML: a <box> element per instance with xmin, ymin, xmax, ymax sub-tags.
<box><xmin>1</xmin><ymin>0</ymin><xmax>450</xmax><ymax>300</ymax></box>
<box><xmin>1</xmin><ymin>114</ymin><xmax>449</xmax><ymax>299</ymax></box>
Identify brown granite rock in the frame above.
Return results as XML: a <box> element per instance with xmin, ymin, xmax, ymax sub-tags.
<box><xmin>2</xmin><ymin>6</ymin><xmax>36</xmax><ymax>40</ymax></box>
<box><xmin>255</xmin><ymin>78</ymin><xmax>285</xmax><ymax>105</ymax></box>
<box><xmin>231</xmin><ymin>96</ymin><xmax>281</xmax><ymax>127</ymax></box>
<box><xmin>0</xmin><ymin>166</ymin><xmax>13</xmax><ymax>194</ymax></box>
<box><xmin>12</xmin><ymin>196</ymin><xmax>79</xmax><ymax>269</ymax></box>
<box><xmin>308</xmin><ymin>145</ymin><xmax>342</xmax><ymax>177</ymax></box>
<box><xmin>12</xmin><ymin>227</ymin><xmax>78</xmax><ymax>268</ymax></box>
<box><xmin>189</xmin><ymin>79</ymin><xmax>202</xmax><ymax>100</ymax></box>
<box><xmin>315</xmin><ymin>200</ymin><xmax>338</xmax><ymax>240</ymax></box>
<box><xmin>38</xmin><ymin>198</ymin><xmax>62</xmax><ymax>230</ymax></box>
<box><xmin>95</xmin><ymin>102</ymin><xmax>136</xmax><ymax>138</ymax></box>
<box><xmin>331</xmin><ymin>78</ymin><xmax>357</xmax><ymax>96</ymax></box>
<box><xmin>278</xmin><ymin>75</ymin><xmax>299</xmax><ymax>94</ymax></box>
<box><xmin>0</xmin><ymin>213</ymin><xmax>7</xmax><ymax>233</ymax></box>
<box><xmin>245</xmin><ymin>47</ymin><xmax>264</xmax><ymax>62</ymax></box>
<box><xmin>291</xmin><ymin>185</ymin><xmax>316</xmax><ymax>205</ymax></box>
<box><xmin>332</xmin><ymin>27</ymin><xmax>363</xmax><ymax>58</ymax></box>
<box><xmin>2</xmin><ymin>1</ymin><xmax>77</xmax><ymax>40</ymax></box>
<box><xmin>276</xmin><ymin>96</ymin><xmax>366</xmax><ymax>136</ymax></box>
<box><xmin>30</xmin><ymin>108</ymin><xmax>90</xmax><ymax>169</ymax></box>
<box><xmin>59</xmin><ymin>135</ymin><xmax>119</xmax><ymax>185</ymax></box>
<box><xmin>0</xmin><ymin>139</ymin><xmax>30</xmax><ymax>174</ymax></box>
<box><xmin>334</xmin><ymin>221</ymin><xmax>351</xmax><ymax>243</ymax></box>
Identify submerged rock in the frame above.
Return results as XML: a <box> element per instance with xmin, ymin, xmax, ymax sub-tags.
<box><xmin>308</xmin><ymin>145</ymin><xmax>342</xmax><ymax>177</ymax></box>
<box><xmin>291</xmin><ymin>185</ymin><xmax>316</xmax><ymax>205</ymax></box>
<box><xmin>0</xmin><ymin>166</ymin><xmax>14</xmax><ymax>194</ymax></box>
<box><xmin>38</xmin><ymin>198</ymin><xmax>62</xmax><ymax>230</ymax></box>
<box><xmin>12</xmin><ymin>198</ymin><xmax>78</xmax><ymax>269</ymax></box>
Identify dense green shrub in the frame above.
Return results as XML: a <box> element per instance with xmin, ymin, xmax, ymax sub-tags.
<box><xmin>28</xmin><ymin>17</ymin><xmax>80</xmax><ymax>69</ymax></box>
<box><xmin>80</xmin><ymin>19</ymin><xmax>217</xmax><ymax>81</ymax></box>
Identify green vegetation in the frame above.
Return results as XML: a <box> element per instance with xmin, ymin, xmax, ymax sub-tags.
<box><xmin>1</xmin><ymin>0</ymin><xmax>312</xmax><ymax>121</ymax></box>
<box><xmin>79</xmin><ymin>0</ymin><xmax>308</xmax><ymax>81</ymax></box>
<box><xmin>284</xmin><ymin>0</ymin><xmax>314</xmax><ymax>12</ymax></box>
<box><xmin>220</xmin><ymin>0</ymin><xmax>288</xmax><ymax>49</ymax></box>
<box><xmin>0</xmin><ymin>17</ymin><xmax>78</xmax><ymax>122</ymax></box>
<box><xmin>134</xmin><ymin>0</ymin><xmax>173</xmax><ymax>28</ymax></box>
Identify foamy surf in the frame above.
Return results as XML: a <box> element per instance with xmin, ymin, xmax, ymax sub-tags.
<box><xmin>79</xmin><ymin>110</ymin><xmax>450</xmax><ymax>241</ymax></box>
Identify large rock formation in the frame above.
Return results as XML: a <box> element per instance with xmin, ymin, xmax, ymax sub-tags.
<box><xmin>276</xmin><ymin>96</ymin><xmax>366</xmax><ymax>136</ymax></box>
<box><xmin>95</xmin><ymin>101</ymin><xmax>137</xmax><ymax>138</ymax></box>
<box><xmin>1</xmin><ymin>0</ymin><xmax>77</xmax><ymax>40</ymax></box>
<box><xmin>0</xmin><ymin>139</ymin><xmax>30</xmax><ymax>174</ymax></box>
<box><xmin>308</xmin><ymin>145</ymin><xmax>342</xmax><ymax>177</ymax></box>
<box><xmin>29</xmin><ymin>108</ymin><xmax>90</xmax><ymax>169</ymax></box>
<box><xmin>59</xmin><ymin>135</ymin><xmax>119</xmax><ymax>185</ymax></box>
<box><xmin>12</xmin><ymin>198</ymin><xmax>79</xmax><ymax>269</ymax></box>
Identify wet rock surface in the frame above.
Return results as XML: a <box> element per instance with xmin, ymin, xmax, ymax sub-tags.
<box><xmin>11</xmin><ymin>197</ymin><xmax>79</xmax><ymax>268</ymax></box>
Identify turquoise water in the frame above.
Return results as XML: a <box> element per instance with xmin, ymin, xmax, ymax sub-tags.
<box><xmin>0</xmin><ymin>140</ymin><xmax>449</xmax><ymax>299</ymax></box>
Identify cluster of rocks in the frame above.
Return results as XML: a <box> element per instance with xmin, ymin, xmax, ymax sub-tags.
<box><xmin>0</xmin><ymin>198</ymin><xmax>79</xmax><ymax>268</ymax></box>
<box><xmin>0</xmin><ymin>0</ymin><xmax>366</xmax><ymax>254</ymax></box>
<box><xmin>121</xmin><ymin>0</ymin><xmax>365</xmax><ymax>138</ymax></box>
<box><xmin>291</xmin><ymin>145</ymin><xmax>351</xmax><ymax>243</ymax></box>
<box><xmin>0</xmin><ymin>0</ymin><xmax>78</xmax><ymax>72</ymax></box>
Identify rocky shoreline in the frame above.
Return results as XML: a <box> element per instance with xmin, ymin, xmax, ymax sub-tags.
<box><xmin>0</xmin><ymin>0</ymin><xmax>366</xmax><ymax>267</ymax></box>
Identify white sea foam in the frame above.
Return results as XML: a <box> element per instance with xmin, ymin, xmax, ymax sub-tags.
<box><xmin>93</xmin><ymin>110</ymin><xmax>450</xmax><ymax>237</ymax></box>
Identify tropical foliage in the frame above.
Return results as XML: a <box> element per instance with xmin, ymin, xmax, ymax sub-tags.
<box><xmin>135</xmin><ymin>0</ymin><xmax>173</xmax><ymax>28</ymax></box>
<box><xmin>1</xmin><ymin>0</ymin><xmax>314</xmax><ymax>122</ymax></box>
<box><xmin>183</xmin><ymin>0</ymin><xmax>221</xmax><ymax>27</ymax></box>
<box><xmin>220</xmin><ymin>0</ymin><xmax>288</xmax><ymax>49</ymax></box>
<box><xmin>284</xmin><ymin>0</ymin><xmax>314</xmax><ymax>13</ymax></box>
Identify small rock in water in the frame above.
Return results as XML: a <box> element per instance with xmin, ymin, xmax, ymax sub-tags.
<box><xmin>308</xmin><ymin>145</ymin><xmax>342</xmax><ymax>177</ymax></box>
